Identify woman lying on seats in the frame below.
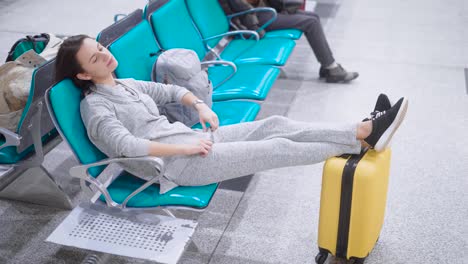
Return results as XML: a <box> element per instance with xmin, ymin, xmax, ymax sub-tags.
<box><xmin>55</xmin><ymin>35</ymin><xmax>408</xmax><ymax>194</ymax></box>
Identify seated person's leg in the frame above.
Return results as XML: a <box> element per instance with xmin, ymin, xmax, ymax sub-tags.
<box><xmin>257</xmin><ymin>11</ymin><xmax>358</xmax><ymax>83</ymax></box>
<box><xmin>172</xmin><ymin>95</ymin><xmax>408</xmax><ymax>187</ymax></box>
<box><xmin>214</xmin><ymin>115</ymin><xmax>360</xmax><ymax>145</ymax></box>
<box><xmin>172</xmin><ymin>138</ymin><xmax>362</xmax><ymax>187</ymax></box>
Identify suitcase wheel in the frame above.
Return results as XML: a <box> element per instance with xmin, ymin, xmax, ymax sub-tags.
<box><xmin>315</xmin><ymin>252</ymin><xmax>328</xmax><ymax>264</ymax></box>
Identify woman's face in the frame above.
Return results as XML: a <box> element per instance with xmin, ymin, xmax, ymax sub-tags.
<box><xmin>75</xmin><ymin>38</ymin><xmax>118</xmax><ymax>82</ymax></box>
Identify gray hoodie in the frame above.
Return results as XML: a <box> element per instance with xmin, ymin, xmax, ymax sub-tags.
<box><xmin>80</xmin><ymin>78</ymin><xmax>210</xmax><ymax>193</ymax></box>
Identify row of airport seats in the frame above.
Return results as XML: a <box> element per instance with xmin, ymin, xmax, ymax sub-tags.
<box><xmin>1</xmin><ymin>0</ymin><xmax>303</xmax><ymax>211</ymax></box>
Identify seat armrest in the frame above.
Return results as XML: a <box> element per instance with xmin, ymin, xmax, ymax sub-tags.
<box><xmin>203</xmin><ymin>30</ymin><xmax>260</xmax><ymax>42</ymax></box>
<box><xmin>70</xmin><ymin>156</ymin><xmax>164</xmax><ymax>208</ymax></box>
<box><xmin>0</xmin><ymin>128</ymin><xmax>21</xmax><ymax>151</ymax></box>
<box><xmin>201</xmin><ymin>60</ymin><xmax>237</xmax><ymax>89</ymax></box>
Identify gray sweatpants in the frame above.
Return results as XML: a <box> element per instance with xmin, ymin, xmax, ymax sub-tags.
<box><xmin>257</xmin><ymin>10</ymin><xmax>335</xmax><ymax>67</ymax></box>
<box><xmin>172</xmin><ymin>116</ymin><xmax>361</xmax><ymax>186</ymax></box>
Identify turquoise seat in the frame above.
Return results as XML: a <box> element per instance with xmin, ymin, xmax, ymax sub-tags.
<box><xmin>47</xmin><ymin>79</ymin><xmax>218</xmax><ymax>208</ymax></box>
<box><xmin>264</xmin><ymin>29</ymin><xmax>303</xmax><ymax>40</ymax></box>
<box><xmin>218</xmin><ymin>38</ymin><xmax>294</xmax><ymax>65</ymax></box>
<box><xmin>107</xmin><ymin>21</ymin><xmax>159</xmax><ymax>81</ymax></box>
<box><xmin>0</xmin><ymin>139</ymin><xmax>44</xmax><ymax>164</ymax></box>
<box><xmin>0</xmin><ymin>68</ymin><xmax>57</xmax><ymax>164</ymax></box>
<box><xmin>185</xmin><ymin>0</ymin><xmax>296</xmax><ymax>66</ymax></box>
<box><xmin>144</xmin><ymin>2</ymin><xmax>280</xmax><ymax>101</ymax></box>
<box><xmin>192</xmin><ymin>100</ymin><xmax>260</xmax><ymax>129</ymax></box>
<box><xmin>98</xmin><ymin>10</ymin><xmax>262</xmax><ymax>123</ymax></box>
<box><xmin>97</xmin><ymin>10</ymin><xmax>162</xmax><ymax>81</ymax></box>
<box><xmin>0</xmin><ymin>60</ymin><xmax>72</xmax><ymax>209</ymax></box>
<box><xmin>107</xmin><ymin>172</ymin><xmax>217</xmax><ymax>208</ymax></box>
<box><xmin>208</xmin><ymin>64</ymin><xmax>279</xmax><ymax>101</ymax></box>
<box><xmin>0</xmin><ymin>139</ymin><xmax>28</xmax><ymax>164</ymax></box>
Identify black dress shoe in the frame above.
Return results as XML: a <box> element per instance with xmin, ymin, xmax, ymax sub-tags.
<box><xmin>319</xmin><ymin>64</ymin><xmax>359</xmax><ymax>83</ymax></box>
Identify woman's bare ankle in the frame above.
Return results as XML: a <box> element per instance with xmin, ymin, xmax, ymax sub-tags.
<box><xmin>360</xmin><ymin>139</ymin><xmax>371</xmax><ymax>148</ymax></box>
<box><xmin>357</xmin><ymin>121</ymin><xmax>373</xmax><ymax>140</ymax></box>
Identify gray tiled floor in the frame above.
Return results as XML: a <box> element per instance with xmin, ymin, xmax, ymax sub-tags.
<box><xmin>1</xmin><ymin>0</ymin><xmax>467</xmax><ymax>264</ymax></box>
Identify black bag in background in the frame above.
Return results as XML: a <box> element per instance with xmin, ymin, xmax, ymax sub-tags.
<box><xmin>218</xmin><ymin>0</ymin><xmax>266</xmax><ymax>38</ymax></box>
<box><xmin>266</xmin><ymin>0</ymin><xmax>303</xmax><ymax>14</ymax></box>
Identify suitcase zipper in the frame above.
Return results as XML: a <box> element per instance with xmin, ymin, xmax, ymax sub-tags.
<box><xmin>335</xmin><ymin>149</ymin><xmax>367</xmax><ymax>259</ymax></box>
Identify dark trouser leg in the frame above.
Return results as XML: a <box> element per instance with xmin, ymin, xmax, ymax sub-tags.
<box><xmin>258</xmin><ymin>11</ymin><xmax>335</xmax><ymax>66</ymax></box>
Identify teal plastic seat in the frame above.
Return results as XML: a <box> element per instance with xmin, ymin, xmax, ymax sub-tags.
<box><xmin>106</xmin><ymin>21</ymin><xmax>160</xmax><ymax>81</ymax></box>
<box><xmin>0</xmin><ymin>141</ymin><xmax>30</xmax><ymax>164</ymax></box>
<box><xmin>264</xmin><ymin>29</ymin><xmax>303</xmax><ymax>40</ymax></box>
<box><xmin>208</xmin><ymin>64</ymin><xmax>279</xmax><ymax>101</ymax></box>
<box><xmin>98</xmin><ymin>10</ymin><xmax>263</xmax><ymax>122</ymax></box>
<box><xmin>192</xmin><ymin>100</ymin><xmax>260</xmax><ymax>129</ymax></box>
<box><xmin>218</xmin><ymin>38</ymin><xmax>294</xmax><ymax>65</ymax></box>
<box><xmin>0</xmin><ymin>69</ymin><xmax>57</xmax><ymax>164</ymax></box>
<box><xmin>48</xmin><ymin>80</ymin><xmax>108</xmax><ymax>177</ymax></box>
<box><xmin>185</xmin><ymin>0</ymin><xmax>296</xmax><ymax>66</ymax></box>
<box><xmin>0</xmin><ymin>60</ymin><xmax>72</xmax><ymax>209</ymax></box>
<box><xmin>144</xmin><ymin>2</ymin><xmax>280</xmax><ymax>101</ymax></box>
<box><xmin>107</xmin><ymin>172</ymin><xmax>217</xmax><ymax>208</ymax></box>
<box><xmin>47</xmin><ymin>79</ymin><xmax>218</xmax><ymax>208</ymax></box>
<box><xmin>0</xmin><ymin>129</ymin><xmax>58</xmax><ymax>164</ymax></box>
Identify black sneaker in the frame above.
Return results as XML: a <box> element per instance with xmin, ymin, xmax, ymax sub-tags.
<box><xmin>363</xmin><ymin>93</ymin><xmax>392</xmax><ymax>122</ymax></box>
<box><xmin>319</xmin><ymin>64</ymin><xmax>359</xmax><ymax>83</ymax></box>
<box><xmin>364</xmin><ymin>97</ymin><xmax>409</xmax><ymax>152</ymax></box>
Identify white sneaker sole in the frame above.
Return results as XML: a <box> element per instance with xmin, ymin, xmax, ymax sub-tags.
<box><xmin>374</xmin><ymin>97</ymin><xmax>409</xmax><ymax>152</ymax></box>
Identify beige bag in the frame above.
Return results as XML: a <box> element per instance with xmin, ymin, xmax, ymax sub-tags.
<box><xmin>0</xmin><ymin>110</ymin><xmax>23</xmax><ymax>132</ymax></box>
<box><xmin>0</xmin><ymin>50</ymin><xmax>46</xmax><ymax>132</ymax></box>
<box><xmin>0</xmin><ymin>34</ymin><xmax>63</xmax><ymax>132</ymax></box>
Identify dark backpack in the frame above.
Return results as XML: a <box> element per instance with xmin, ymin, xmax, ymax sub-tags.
<box><xmin>5</xmin><ymin>33</ymin><xmax>50</xmax><ymax>63</ymax></box>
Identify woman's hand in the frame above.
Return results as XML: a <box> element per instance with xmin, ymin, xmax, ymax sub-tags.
<box><xmin>196</xmin><ymin>104</ymin><xmax>219</xmax><ymax>132</ymax></box>
<box><xmin>184</xmin><ymin>139</ymin><xmax>213</xmax><ymax>157</ymax></box>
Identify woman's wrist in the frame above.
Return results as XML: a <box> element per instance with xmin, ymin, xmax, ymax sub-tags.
<box><xmin>194</xmin><ymin>102</ymin><xmax>208</xmax><ymax>112</ymax></box>
<box><xmin>176</xmin><ymin>144</ymin><xmax>190</xmax><ymax>155</ymax></box>
<box><xmin>192</xmin><ymin>99</ymin><xmax>205</xmax><ymax>109</ymax></box>
<box><xmin>148</xmin><ymin>142</ymin><xmax>193</xmax><ymax>157</ymax></box>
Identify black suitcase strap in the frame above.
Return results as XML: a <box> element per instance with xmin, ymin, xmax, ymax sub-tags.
<box><xmin>335</xmin><ymin>149</ymin><xmax>368</xmax><ymax>258</ymax></box>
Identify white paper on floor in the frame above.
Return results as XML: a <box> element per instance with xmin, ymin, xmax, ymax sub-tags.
<box><xmin>46</xmin><ymin>203</ymin><xmax>197</xmax><ymax>264</ymax></box>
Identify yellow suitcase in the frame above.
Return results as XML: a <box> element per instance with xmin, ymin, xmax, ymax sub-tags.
<box><xmin>316</xmin><ymin>148</ymin><xmax>391</xmax><ymax>264</ymax></box>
